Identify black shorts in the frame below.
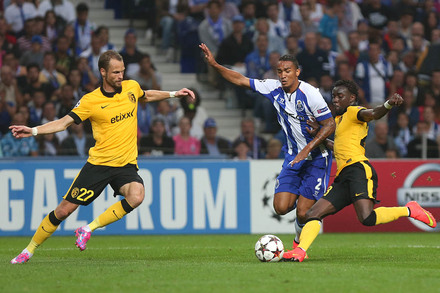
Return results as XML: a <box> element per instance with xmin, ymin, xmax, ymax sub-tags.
<box><xmin>63</xmin><ymin>162</ymin><xmax>144</xmax><ymax>206</ymax></box>
<box><xmin>323</xmin><ymin>161</ymin><xmax>378</xmax><ymax>212</ymax></box>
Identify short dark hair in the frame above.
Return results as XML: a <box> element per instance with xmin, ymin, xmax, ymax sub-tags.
<box><xmin>334</xmin><ymin>80</ymin><xmax>359</xmax><ymax>101</ymax></box>
<box><xmin>26</xmin><ymin>63</ymin><xmax>40</xmax><ymax>71</ymax></box>
<box><xmin>43</xmin><ymin>51</ymin><xmax>56</xmax><ymax>59</ymax></box>
<box><xmin>76</xmin><ymin>3</ymin><xmax>89</xmax><ymax>13</ymax></box>
<box><xmin>208</xmin><ymin>0</ymin><xmax>221</xmax><ymax>8</ymax></box>
<box><xmin>98</xmin><ymin>50</ymin><xmax>123</xmax><ymax>72</ymax></box>
<box><xmin>95</xmin><ymin>25</ymin><xmax>109</xmax><ymax>35</ymax></box>
<box><xmin>279</xmin><ymin>54</ymin><xmax>300</xmax><ymax>69</ymax></box>
<box><xmin>180</xmin><ymin>87</ymin><xmax>200</xmax><ymax>111</ymax></box>
<box><xmin>151</xmin><ymin>117</ymin><xmax>165</xmax><ymax>127</ymax></box>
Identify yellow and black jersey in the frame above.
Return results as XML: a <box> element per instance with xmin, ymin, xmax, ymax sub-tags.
<box><xmin>68</xmin><ymin>80</ymin><xmax>145</xmax><ymax>167</ymax></box>
<box><xmin>334</xmin><ymin>105</ymin><xmax>369</xmax><ymax>176</ymax></box>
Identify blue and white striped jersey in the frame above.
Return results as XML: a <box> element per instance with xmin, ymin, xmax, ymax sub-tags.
<box><xmin>250</xmin><ymin>78</ymin><xmax>333</xmax><ymax>159</ymax></box>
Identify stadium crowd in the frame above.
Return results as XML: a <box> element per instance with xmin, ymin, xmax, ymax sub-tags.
<box><xmin>0</xmin><ymin>0</ymin><xmax>440</xmax><ymax>160</ymax></box>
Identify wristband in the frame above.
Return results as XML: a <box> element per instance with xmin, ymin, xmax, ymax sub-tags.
<box><xmin>383</xmin><ymin>100</ymin><xmax>393</xmax><ymax>110</ymax></box>
<box><xmin>169</xmin><ymin>91</ymin><xmax>177</xmax><ymax>98</ymax></box>
<box><xmin>31</xmin><ymin>127</ymin><xmax>38</xmax><ymax>136</ymax></box>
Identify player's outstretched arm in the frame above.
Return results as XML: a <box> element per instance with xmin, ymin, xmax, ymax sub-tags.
<box><xmin>199</xmin><ymin>43</ymin><xmax>250</xmax><ymax>89</ymax></box>
<box><xmin>9</xmin><ymin>115</ymin><xmax>74</xmax><ymax>138</ymax></box>
<box><xmin>358</xmin><ymin>93</ymin><xmax>403</xmax><ymax>122</ymax></box>
<box><xmin>306</xmin><ymin>118</ymin><xmax>334</xmax><ymax>151</ymax></box>
<box><xmin>144</xmin><ymin>88</ymin><xmax>195</xmax><ymax>103</ymax></box>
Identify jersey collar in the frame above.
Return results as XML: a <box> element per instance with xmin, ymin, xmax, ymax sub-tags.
<box><xmin>100</xmin><ymin>85</ymin><xmax>122</xmax><ymax>97</ymax></box>
<box><xmin>284</xmin><ymin>81</ymin><xmax>301</xmax><ymax>101</ymax></box>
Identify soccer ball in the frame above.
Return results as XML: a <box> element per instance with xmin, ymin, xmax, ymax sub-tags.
<box><xmin>254</xmin><ymin>234</ymin><xmax>284</xmax><ymax>262</ymax></box>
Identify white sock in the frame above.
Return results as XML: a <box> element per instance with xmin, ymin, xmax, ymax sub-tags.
<box><xmin>22</xmin><ymin>248</ymin><xmax>33</xmax><ymax>257</ymax></box>
<box><xmin>294</xmin><ymin>219</ymin><xmax>305</xmax><ymax>243</ymax></box>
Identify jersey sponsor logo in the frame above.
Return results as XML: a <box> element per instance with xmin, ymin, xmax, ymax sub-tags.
<box><xmin>127</xmin><ymin>91</ymin><xmax>136</xmax><ymax>103</ymax></box>
<box><xmin>110</xmin><ymin>108</ymin><xmax>136</xmax><ymax>124</ymax></box>
<box><xmin>397</xmin><ymin>163</ymin><xmax>440</xmax><ymax>232</ymax></box>
<box><xmin>101</xmin><ymin>104</ymin><xmax>110</xmax><ymax>109</ymax></box>
<box><xmin>283</xmin><ymin>108</ymin><xmax>308</xmax><ymax>122</ymax></box>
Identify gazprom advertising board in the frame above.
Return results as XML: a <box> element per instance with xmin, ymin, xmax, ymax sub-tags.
<box><xmin>0</xmin><ymin>159</ymin><xmax>250</xmax><ymax>236</ymax></box>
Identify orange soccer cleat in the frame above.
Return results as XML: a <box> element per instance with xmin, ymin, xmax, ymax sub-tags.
<box><xmin>283</xmin><ymin>247</ymin><xmax>307</xmax><ymax>262</ymax></box>
<box><xmin>292</xmin><ymin>240</ymin><xmax>308</xmax><ymax>259</ymax></box>
<box><xmin>406</xmin><ymin>201</ymin><xmax>437</xmax><ymax>228</ymax></box>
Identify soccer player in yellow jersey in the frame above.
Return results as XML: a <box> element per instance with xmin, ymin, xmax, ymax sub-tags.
<box><xmin>283</xmin><ymin>80</ymin><xmax>438</xmax><ymax>262</ymax></box>
<box><xmin>9</xmin><ymin>50</ymin><xmax>195</xmax><ymax>264</ymax></box>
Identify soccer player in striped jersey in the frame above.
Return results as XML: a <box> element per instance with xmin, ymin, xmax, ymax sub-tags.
<box><xmin>200</xmin><ymin>43</ymin><xmax>336</xmax><ymax>249</ymax></box>
<box><xmin>9</xmin><ymin>50</ymin><xmax>195</xmax><ymax>264</ymax></box>
<box><xmin>285</xmin><ymin>80</ymin><xmax>437</xmax><ymax>262</ymax></box>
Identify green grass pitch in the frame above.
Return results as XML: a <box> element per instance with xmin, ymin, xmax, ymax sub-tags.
<box><xmin>1</xmin><ymin>233</ymin><xmax>439</xmax><ymax>293</ymax></box>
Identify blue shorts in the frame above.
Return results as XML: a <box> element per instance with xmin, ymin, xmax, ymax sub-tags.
<box><xmin>274</xmin><ymin>155</ymin><xmax>332</xmax><ymax>201</ymax></box>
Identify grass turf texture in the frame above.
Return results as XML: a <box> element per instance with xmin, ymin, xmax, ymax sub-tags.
<box><xmin>1</xmin><ymin>233</ymin><xmax>439</xmax><ymax>293</ymax></box>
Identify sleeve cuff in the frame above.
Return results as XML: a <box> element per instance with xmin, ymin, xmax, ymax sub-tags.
<box><xmin>249</xmin><ymin>79</ymin><xmax>255</xmax><ymax>91</ymax></box>
<box><xmin>315</xmin><ymin>112</ymin><xmax>333</xmax><ymax>122</ymax></box>
<box><xmin>68</xmin><ymin>112</ymin><xmax>82</xmax><ymax>124</ymax></box>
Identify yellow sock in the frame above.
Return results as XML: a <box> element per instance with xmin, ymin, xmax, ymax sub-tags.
<box><xmin>88</xmin><ymin>218</ymin><xmax>101</xmax><ymax>232</ymax></box>
<box><xmin>26</xmin><ymin>240</ymin><xmax>39</xmax><ymax>254</ymax></box>
<box><xmin>374</xmin><ymin>207</ymin><xmax>409</xmax><ymax>225</ymax></box>
<box><xmin>298</xmin><ymin>220</ymin><xmax>322</xmax><ymax>251</ymax></box>
<box><xmin>89</xmin><ymin>200</ymin><xmax>134</xmax><ymax>231</ymax></box>
<box><xmin>27</xmin><ymin>212</ymin><xmax>61</xmax><ymax>254</ymax></box>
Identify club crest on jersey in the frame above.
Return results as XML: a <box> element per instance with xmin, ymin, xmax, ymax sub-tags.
<box><xmin>127</xmin><ymin>92</ymin><xmax>136</xmax><ymax>103</ymax></box>
<box><xmin>296</xmin><ymin>100</ymin><xmax>304</xmax><ymax>112</ymax></box>
<box><xmin>71</xmin><ymin>187</ymin><xmax>79</xmax><ymax>198</ymax></box>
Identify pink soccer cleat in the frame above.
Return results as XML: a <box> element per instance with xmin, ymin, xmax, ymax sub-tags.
<box><xmin>406</xmin><ymin>201</ymin><xmax>437</xmax><ymax>228</ymax></box>
<box><xmin>75</xmin><ymin>227</ymin><xmax>91</xmax><ymax>251</ymax></box>
<box><xmin>11</xmin><ymin>250</ymin><xmax>32</xmax><ymax>264</ymax></box>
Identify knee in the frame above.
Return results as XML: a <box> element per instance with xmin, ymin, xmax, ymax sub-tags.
<box><xmin>273</xmin><ymin>203</ymin><xmax>289</xmax><ymax>215</ymax></box>
<box><xmin>126</xmin><ymin>188</ymin><xmax>145</xmax><ymax>208</ymax></box>
<box><xmin>305</xmin><ymin>209</ymin><xmax>320</xmax><ymax>222</ymax></box>
<box><xmin>54</xmin><ymin>206</ymin><xmax>74</xmax><ymax>220</ymax></box>
<box><xmin>273</xmin><ymin>193</ymin><xmax>297</xmax><ymax>215</ymax></box>
<box><xmin>296</xmin><ymin>208</ymin><xmax>308</xmax><ymax>223</ymax></box>
<box><xmin>361</xmin><ymin>211</ymin><xmax>376</xmax><ymax>226</ymax></box>
<box><xmin>273</xmin><ymin>199</ymin><xmax>292</xmax><ymax>215</ymax></box>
